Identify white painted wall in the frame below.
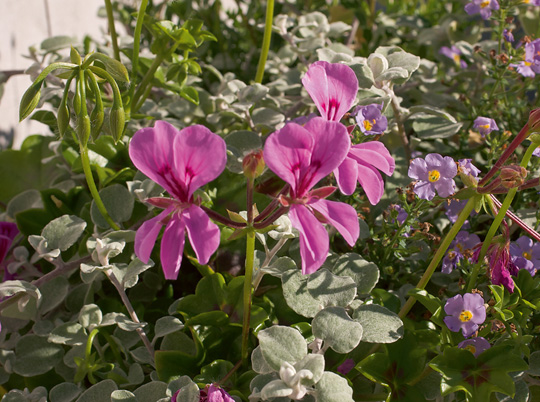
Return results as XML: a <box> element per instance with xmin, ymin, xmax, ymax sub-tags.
<box><xmin>0</xmin><ymin>0</ymin><xmax>108</xmax><ymax>148</ymax></box>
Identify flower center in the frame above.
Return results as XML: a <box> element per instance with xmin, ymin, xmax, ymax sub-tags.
<box><xmin>464</xmin><ymin>344</ymin><xmax>477</xmax><ymax>354</ymax></box>
<box><xmin>480</xmin><ymin>1</ymin><xmax>490</xmax><ymax>7</ymax></box>
<box><xmin>522</xmin><ymin>251</ymin><xmax>532</xmax><ymax>260</ymax></box>
<box><xmin>428</xmin><ymin>170</ymin><xmax>441</xmax><ymax>182</ymax></box>
<box><xmin>363</xmin><ymin>119</ymin><xmax>376</xmax><ymax>131</ymax></box>
<box><xmin>479</xmin><ymin>124</ymin><xmax>490</xmax><ymax>130</ymax></box>
<box><xmin>453</xmin><ymin>54</ymin><xmax>461</xmax><ymax>63</ymax></box>
<box><xmin>459</xmin><ymin>310</ymin><xmax>473</xmax><ymax>322</ymax></box>
<box><xmin>525</xmin><ymin>61</ymin><xmax>532</xmax><ymax>66</ymax></box>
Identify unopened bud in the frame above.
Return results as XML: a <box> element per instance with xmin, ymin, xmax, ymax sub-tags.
<box><xmin>19</xmin><ymin>82</ymin><xmax>42</xmax><ymax>121</ymax></box>
<box><xmin>500</xmin><ymin>165</ymin><xmax>527</xmax><ymax>188</ymax></box>
<box><xmin>77</xmin><ymin>114</ymin><xmax>91</xmax><ymax>146</ymax></box>
<box><xmin>109</xmin><ymin>105</ymin><xmax>125</xmax><ymax>143</ymax></box>
<box><xmin>70</xmin><ymin>46</ymin><xmax>82</xmax><ymax>65</ymax></box>
<box><xmin>528</xmin><ymin>108</ymin><xmax>540</xmax><ymax>137</ymax></box>
<box><xmin>242</xmin><ymin>149</ymin><xmax>265</xmax><ymax>179</ymax></box>
<box><xmin>57</xmin><ymin>95</ymin><xmax>70</xmax><ymax>137</ymax></box>
<box><xmin>90</xmin><ymin>103</ymin><xmax>105</xmax><ymax>140</ymax></box>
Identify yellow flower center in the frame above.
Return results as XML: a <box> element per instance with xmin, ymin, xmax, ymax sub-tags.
<box><xmin>479</xmin><ymin>124</ymin><xmax>490</xmax><ymax>130</ymax></box>
<box><xmin>453</xmin><ymin>54</ymin><xmax>461</xmax><ymax>64</ymax></box>
<box><xmin>457</xmin><ymin>243</ymin><xmax>464</xmax><ymax>253</ymax></box>
<box><xmin>459</xmin><ymin>310</ymin><xmax>473</xmax><ymax>322</ymax></box>
<box><xmin>428</xmin><ymin>170</ymin><xmax>441</xmax><ymax>182</ymax></box>
<box><xmin>480</xmin><ymin>1</ymin><xmax>490</xmax><ymax>7</ymax></box>
<box><xmin>464</xmin><ymin>344</ymin><xmax>477</xmax><ymax>354</ymax></box>
<box><xmin>363</xmin><ymin>119</ymin><xmax>376</xmax><ymax>131</ymax></box>
<box><xmin>525</xmin><ymin>61</ymin><xmax>532</xmax><ymax>66</ymax></box>
<box><xmin>523</xmin><ymin>251</ymin><xmax>532</xmax><ymax>260</ymax></box>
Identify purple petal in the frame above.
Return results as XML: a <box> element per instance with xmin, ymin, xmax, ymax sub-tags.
<box><xmin>0</xmin><ymin>222</ymin><xmax>19</xmax><ymax>264</ymax></box>
<box><xmin>289</xmin><ymin>205</ymin><xmax>329</xmax><ymax>274</ymax></box>
<box><xmin>443</xmin><ymin>315</ymin><xmax>463</xmax><ymax>333</ymax></box>
<box><xmin>302</xmin><ymin>61</ymin><xmax>358</xmax><ymax>122</ymax></box>
<box><xmin>461</xmin><ymin>321</ymin><xmax>479</xmax><ymax>337</ymax></box>
<box><xmin>134</xmin><ymin>207</ymin><xmax>173</xmax><ymax>263</ymax></box>
<box><xmin>408</xmin><ymin>158</ymin><xmax>428</xmax><ymax>181</ymax></box>
<box><xmin>433</xmin><ymin>177</ymin><xmax>456</xmax><ymax>198</ymax></box>
<box><xmin>335</xmin><ymin>156</ymin><xmax>358</xmax><ymax>195</ymax></box>
<box><xmin>309</xmin><ymin>199</ymin><xmax>359</xmax><ymax>247</ymax></box>
<box><xmin>515</xmin><ymin>236</ymin><xmax>533</xmax><ymax>252</ymax></box>
<box><xmin>183</xmin><ymin>205</ymin><xmax>220</xmax><ymax>265</ymax></box>
<box><xmin>444</xmin><ymin>294</ymin><xmax>464</xmax><ymax>316</ymax></box>
<box><xmin>160</xmin><ymin>215</ymin><xmax>186</xmax><ymax>280</ymax></box>
<box><xmin>208</xmin><ymin>385</ymin><xmax>235</xmax><ymax>402</ymax></box>
<box><xmin>413</xmin><ymin>181</ymin><xmax>435</xmax><ymax>200</ymax></box>
<box><xmin>458</xmin><ymin>337</ymin><xmax>491</xmax><ymax>357</ymax></box>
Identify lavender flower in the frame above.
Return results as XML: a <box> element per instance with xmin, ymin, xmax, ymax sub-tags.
<box><xmin>511</xmin><ymin>39</ymin><xmax>540</xmax><ymax>77</ymax></box>
<box><xmin>473</xmin><ymin>117</ymin><xmax>498</xmax><ymax>136</ymax></box>
<box><xmin>337</xmin><ymin>359</ymin><xmax>355</xmax><ymax>375</ymax></box>
<box><xmin>444</xmin><ymin>293</ymin><xmax>486</xmax><ymax>337</ymax></box>
<box><xmin>458</xmin><ymin>159</ymin><xmax>481</xmax><ymax>177</ymax></box>
<box><xmin>523</xmin><ymin>0</ymin><xmax>540</xmax><ymax>5</ymax></box>
<box><xmin>408</xmin><ymin>154</ymin><xmax>457</xmax><ymax>200</ymax></box>
<box><xmin>503</xmin><ymin>29</ymin><xmax>514</xmax><ymax>43</ymax></box>
<box><xmin>442</xmin><ymin>231</ymin><xmax>481</xmax><ymax>274</ymax></box>
<box><xmin>533</xmin><ymin>146</ymin><xmax>540</xmax><ymax>157</ymax></box>
<box><xmin>439</xmin><ymin>46</ymin><xmax>467</xmax><ymax>68</ymax></box>
<box><xmin>392</xmin><ymin>205</ymin><xmax>408</xmax><ymax>225</ymax></box>
<box><xmin>458</xmin><ymin>337</ymin><xmax>491</xmax><ymax>357</ymax></box>
<box><xmin>509</xmin><ymin>236</ymin><xmax>540</xmax><ymax>276</ymax></box>
<box><xmin>465</xmin><ymin>0</ymin><xmax>499</xmax><ymax>20</ymax></box>
<box><xmin>354</xmin><ymin>104</ymin><xmax>388</xmax><ymax>135</ymax></box>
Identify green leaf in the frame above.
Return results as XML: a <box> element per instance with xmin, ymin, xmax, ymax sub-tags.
<box><xmin>154</xmin><ymin>316</ymin><xmax>184</xmax><ymax>339</ymax></box>
<box><xmin>41</xmin><ymin>35</ymin><xmax>74</xmax><ymax>52</ymax></box>
<box><xmin>19</xmin><ymin>82</ymin><xmax>42</xmax><ymax>121</ymax></box>
<box><xmin>407</xmin><ymin>288</ymin><xmax>443</xmax><ymax>314</ymax></box>
<box><xmin>49</xmin><ymin>382</ymin><xmax>82</xmax><ymax>402</ymax></box>
<box><xmin>180</xmin><ymin>86</ymin><xmax>199</xmax><ymax>105</ymax></box>
<box><xmin>92</xmin><ymin>53</ymin><xmax>130</xmax><ymax>82</ymax></box>
<box><xmin>13</xmin><ymin>334</ymin><xmax>64</xmax><ymax>376</ymax></box>
<box><xmin>353</xmin><ymin>304</ymin><xmax>403</xmax><ymax>343</ymax></box>
<box><xmin>225</xmin><ymin>130</ymin><xmax>263</xmax><ymax>174</ymax></box>
<box><xmin>328</xmin><ymin>253</ymin><xmax>379</xmax><ymax>295</ymax></box>
<box><xmin>411</xmin><ymin>114</ymin><xmax>463</xmax><ymax>139</ymax></box>
<box><xmin>76</xmin><ymin>379</ymin><xmax>118</xmax><ymax>402</ymax></box>
<box><xmin>39</xmin><ymin>276</ymin><xmax>69</xmax><ymax>314</ymax></box>
<box><xmin>41</xmin><ymin>214</ymin><xmax>87</xmax><ymax>251</ymax></box>
<box><xmin>315</xmin><ymin>371</ymin><xmax>354</xmax><ymax>402</ymax></box>
<box><xmin>111</xmin><ymin>390</ymin><xmax>138</xmax><ymax>402</ymax></box>
<box><xmin>312</xmin><ymin>307</ymin><xmax>363</xmax><ymax>353</ymax></box>
<box><xmin>194</xmin><ymin>359</ymin><xmax>234</xmax><ymax>385</ymax></box>
<box><xmin>258</xmin><ymin>326</ymin><xmax>307</xmax><ymax>371</ymax></box>
<box><xmin>90</xmin><ymin>184</ymin><xmax>134</xmax><ymax>228</ymax></box>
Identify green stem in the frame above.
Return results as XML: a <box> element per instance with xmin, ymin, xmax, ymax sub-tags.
<box><xmin>86</xmin><ymin>328</ymin><xmax>100</xmax><ymax>360</ymax></box>
<box><xmin>126</xmin><ymin>0</ymin><xmax>149</xmax><ymax>115</ymax></box>
<box><xmin>80</xmin><ymin>144</ymin><xmax>120</xmax><ymax>230</ymax></box>
<box><xmin>87</xmin><ymin>66</ymin><xmax>123</xmax><ymax>107</ymax></box>
<box><xmin>241</xmin><ymin>232</ymin><xmax>256</xmax><ymax>361</ymax></box>
<box><xmin>466</xmin><ymin>142</ymin><xmax>538</xmax><ymax>292</ymax></box>
<box><xmin>399</xmin><ymin>197</ymin><xmax>476</xmax><ymax>319</ymax></box>
<box><xmin>104</xmin><ymin>0</ymin><xmax>121</xmax><ymax>61</ymax></box>
<box><xmin>131</xmin><ymin>53</ymin><xmax>165</xmax><ymax>112</ymax></box>
<box><xmin>254</xmin><ymin>0</ymin><xmax>275</xmax><ymax>83</ymax></box>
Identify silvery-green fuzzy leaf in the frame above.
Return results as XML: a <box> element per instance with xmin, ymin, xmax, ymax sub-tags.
<box><xmin>315</xmin><ymin>372</ymin><xmax>354</xmax><ymax>402</ymax></box>
<box><xmin>312</xmin><ymin>307</ymin><xmax>363</xmax><ymax>353</ymax></box>
<box><xmin>267</xmin><ymin>215</ymin><xmax>298</xmax><ymax>241</ymax></box>
<box><xmin>76</xmin><ymin>379</ymin><xmax>118</xmax><ymax>402</ymax></box>
<box><xmin>115</xmin><ymin>314</ymin><xmax>146</xmax><ymax>332</ymax></box>
<box><xmin>328</xmin><ymin>21</ymin><xmax>351</xmax><ymax>37</ymax></box>
<box><xmin>49</xmin><ymin>382</ymin><xmax>82</xmax><ymax>402</ymax></box>
<box><xmin>282</xmin><ymin>269</ymin><xmax>357</xmax><ymax>318</ymax></box>
<box><xmin>13</xmin><ymin>334</ymin><xmax>63</xmax><ymax>376</ymax></box>
<box><xmin>133</xmin><ymin>382</ymin><xmax>168</xmax><ymax>402</ymax></box>
<box><xmin>408</xmin><ymin>105</ymin><xmax>457</xmax><ymax>122</ymax></box>
<box><xmin>316</xmin><ymin>48</ymin><xmax>353</xmax><ymax>64</ymax></box>
<box><xmin>78</xmin><ymin>303</ymin><xmax>103</xmax><ymax>329</ymax></box>
<box><xmin>167</xmin><ymin>376</ymin><xmax>199</xmax><ymax>402</ymax></box>
<box><xmin>39</xmin><ymin>276</ymin><xmax>69</xmax><ymax>314</ymax></box>
<box><xmin>87</xmin><ymin>236</ymin><xmax>126</xmax><ymax>266</ymax></box>
<box><xmin>250</xmin><ymin>373</ymin><xmax>280</xmax><ymax>399</ymax></box>
<box><xmin>2</xmin><ymin>387</ymin><xmax>47</xmax><ymax>402</ymax></box>
<box><xmin>375</xmin><ymin>67</ymin><xmax>409</xmax><ymax>83</ymax></box>
<box><xmin>375</xmin><ymin>46</ymin><xmax>420</xmax><ymax>76</ymax></box>
<box><xmin>367</xmin><ymin>54</ymin><xmax>388</xmax><ymax>80</ymax></box>
<box><xmin>298</xmin><ymin>12</ymin><xmax>330</xmax><ymax>36</ymax></box>
<box><xmin>225</xmin><ymin>130</ymin><xmax>262</xmax><ymax>174</ymax></box>
<box><xmin>127</xmin><ymin>179</ymin><xmax>164</xmax><ymax>203</ymax></box>
<box><xmin>495</xmin><ymin>380</ymin><xmax>529</xmax><ymax>402</ymax></box>
<box><xmin>528</xmin><ymin>351</ymin><xmax>540</xmax><ymax>376</ymax></box>
<box><xmin>258</xmin><ymin>326</ymin><xmax>307</xmax><ymax>371</ymax></box>
<box><xmin>111</xmin><ymin>390</ymin><xmax>137</xmax><ymax>402</ymax></box>
<box><xmin>0</xmin><ymin>280</ymin><xmax>41</xmax><ymax>311</ymax></box>
<box><xmin>48</xmin><ymin>322</ymin><xmax>86</xmax><ymax>346</ymax></box>
<box><xmin>6</xmin><ymin>189</ymin><xmax>43</xmax><ymax>219</ymax></box>
<box><xmin>411</xmin><ymin>114</ymin><xmax>463</xmax><ymax>139</ymax></box>
<box><xmin>238</xmin><ymin>84</ymin><xmax>269</xmax><ymax>105</ymax></box>
<box><xmin>260</xmin><ymin>380</ymin><xmax>293</xmax><ymax>399</ymax></box>
<box><xmin>90</xmin><ymin>184</ymin><xmax>134</xmax><ymax>229</ymax></box>
<box><xmin>153</xmin><ymin>316</ymin><xmax>184</xmax><ymax>339</ymax></box>
<box><xmin>327</xmin><ymin>253</ymin><xmax>379</xmax><ymax>295</ymax></box>
<box><xmin>252</xmin><ymin>345</ymin><xmax>275</xmax><ymax>374</ymax></box>
<box><xmin>353</xmin><ymin>304</ymin><xmax>404</xmax><ymax>343</ymax></box>
<box><xmin>252</xmin><ymin>107</ymin><xmax>285</xmax><ymax>130</ymax></box>
<box><xmin>294</xmin><ymin>354</ymin><xmax>325</xmax><ymax>386</ymax></box>
<box><xmin>130</xmin><ymin>346</ymin><xmax>154</xmax><ymax>365</ymax></box>
<box><xmin>112</xmin><ymin>258</ymin><xmax>154</xmax><ymax>289</ymax></box>
<box><xmin>41</xmin><ymin>215</ymin><xmax>87</xmax><ymax>252</ymax></box>
<box><xmin>28</xmin><ymin>235</ymin><xmax>61</xmax><ymax>260</ymax></box>
<box><xmin>349</xmin><ymin>62</ymin><xmax>375</xmax><ymax>89</ymax></box>
<box><xmin>259</xmin><ymin>257</ymin><xmax>297</xmax><ymax>279</ymax></box>
<box><xmin>126</xmin><ymin>364</ymin><xmax>144</xmax><ymax>386</ymax></box>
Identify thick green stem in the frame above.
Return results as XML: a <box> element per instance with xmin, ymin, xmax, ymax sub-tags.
<box><xmin>104</xmin><ymin>0</ymin><xmax>121</xmax><ymax>61</ymax></box>
<box><xmin>466</xmin><ymin>142</ymin><xmax>538</xmax><ymax>292</ymax></box>
<box><xmin>241</xmin><ymin>232</ymin><xmax>256</xmax><ymax>361</ymax></box>
<box><xmin>254</xmin><ymin>0</ymin><xmax>275</xmax><ymax>83</ymax></box>
<box><xmin>80</xmin><ymin>144</ymin><xmax>120</xmax><ymax>230</ymax></box>
<box><xmin>399</xmin><ymin>197</ymin><xmax>476</xmax><ymax>319</ymax></box>
<box><xmin>126</xmin><ymin>0</ymin><xmax>149</xmax><ymax>115</ymax></box>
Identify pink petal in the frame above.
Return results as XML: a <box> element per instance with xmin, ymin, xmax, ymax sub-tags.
<box><xmin>129</xmin><ymin>121</ymin><xmax>184</xmax><ymax>199</ymax></box>
<box><xmin>335</xmin><ymin>156</ymin><xmax>359</xmax><ymax>195</ymax></box>
<box><xmin>289</xmin><ymin>205</ymin><xmax>329</xmax><ymax>274</ymax></box>
<box><xmin>134</xmin><ymin>207</ymin><xmax>173</xmax><ymax>263</ymax></box>
<box><xmin>302</xmin><ymin>61</ymin><xmax>358</xmax><ymax>122</ymax></box>
<box><xmin>348</xmin><ymin>142</ymin><xmax>395</xmax><ymax>176</ymax></box>
<box><xmin>309</xmin><ymin>199</ymin><xmax>359</xmax><ymax>247</ymax></box>
<box><xmin>172</xmin><ymin>125</ymin><xmax>227</xmax><ymax>200</ymax></box>
<box><xmin>183</xmin><ymin>205</ymin><xmax>221</xmax><ymax>265</ymax></box>
<box><xmin>263</xmin><ymin>123</ymin><xmax>314</xmax><ymax>195</ymax></box>
<box><xmin>355</xmin><ymin>163</ymin><xmax>385</xmax><ymax>205</ymax></box>
<box><xmin>160</xmin><ymin>214</ymin><xmax>186</xmax><ymax>280</ymax></box>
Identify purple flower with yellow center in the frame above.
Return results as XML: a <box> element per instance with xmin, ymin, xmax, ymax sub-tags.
<box><xmin>473</xmin><ymin>117</ymin><xmax>498</xmax><ymax>136</ymax></box>
<box><xmin>408</xmin><ymin>154</ymin><xmax>457</xmax><ymax>201</ymax></box>
<box><xmin>439</xmin><ymin>46</ymin><xmax>467</xmax><ymax>68</ymax></box>
<box><xmin>503</xmin><ymin>29</ymin><xmax>514</xmax><ymax>43</ymax></box>
<box><xmin>511</xmin><ymin>39</ymin><xmax>540</xmax><ymax>77</ymax></box>
<box><xmin>458</xmin><ymin>337</ymin><xmax>491</xmax><ymax>357</ymax></box>
<box><xmin>354</xmin><ymin>104</ymin><xmax>388</xmax><ymax>135</ymax></box>
<box><xmin>442</xmin><ymin>231</ymin><xmax>481</xmax><ymax>274</ymax></box>
<box><xmin>523</xmin><ymin>0</ymin><xmax>540</xmax><ymax>5</ymax></box>
<box><xmin>510</xmin><ymin>236</ymin><xmax>540</xmax><ymax>276</ymax></box>
<box><xmin>465</xmin><ymin>0</ymin><xmax>499</xmax><ymax>20</ymax></box>
<box><xmin>444</xmin><ymin>293</ymin><xmax>486</xmax><ymax>337</ymax></box>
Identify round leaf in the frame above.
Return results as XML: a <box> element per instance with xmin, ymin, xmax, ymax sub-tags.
<box><xmin>258</xmin><ymin>326</ymin><xmax>307</xmax><ymax>371</ymax></box>
<box><xmin>312</xmin><ymin>307</ymin><xmax>363</xmax><ymax>353</ymax></box>
<box><xmin>91</xmin><ymin>184</ymin><xmax>134</xmax><ymax>228</ymax></box>
<box><xmin>14</xmin><ymin>335</ymin><xmax>63</xmax><ymax>376</ymax></box>
<box><xmin>329</xmin><ymin>253</ymin><xmax>379</xmax><ymax>295</ymax></box>
<box><xmin>41</xmin><ymin>215</ymin><xmax>87</xmax><ymax>251</ymax></box>
<box><xmin>353</xmin><ymin>304</ymin><xmax>404</xmax><ymax>343</ymax></box>
<box><xmin>315</xmin><ymin>371</ymin><xmax>354</xmax><ymax>402</ymax></box>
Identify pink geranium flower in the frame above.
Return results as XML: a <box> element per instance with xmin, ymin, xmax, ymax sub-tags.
<box><xmin>129</xmin><ymin>121</ymin><xmax>226</xmax><ymax>280</ymax></box>
<box><xmin>302</xmin><ymin>61</ymin><xmax>358</xmax><ymax>122</ymax></box>
<box><xmin>263</xmin><ymin>117</ymin><xmax>360</xmax><ymax>274</ymax></box>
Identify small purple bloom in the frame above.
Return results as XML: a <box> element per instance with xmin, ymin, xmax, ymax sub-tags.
<box><xmin>503</xmin><ymin>29</ymin><xmax>514</xmax><ymax>43</ymax></box>
<box><xmin>509</xmin><ymin>236</ymin><xmax>540</xmax><ymax>276</ymax></box>
<box><xmin>475</xmin><ymin>241</ymin><xmax>518</xmax><ymax>292</ymax></box>
<box><xmin>533</xmin><ymin>146</ymin><xmax>540</xmax><ymax>157</ymax></box>
<box><xmin>337</xmin><ymin>359</ymin><xmax>355</xmax><ymax>375</ymax></box>
<box><xmin>353</xmin><ymin>104</ymin><xmax>388</xmax><ymax>135</ymax></box>
<box><xmin>439</xmin><ymin>46</ymin><xmax>467</xmax><ymax>68</ymax></box>
<box><xmin>392</xmin><ymin>205</ymin><xmax>408</xmax><ymax>225</ymax></box>
<box><xmin>511</xmin><ymin>39</ymin><xmax>540</xmax><ymax>77</ymax></box>
<box><xmin>465</xmin><ymin>0</ymin><xmax>499</xmax><ymax>20</ymax></box>
<box><xmin>523</xmin><ymin>0</ymin><xmax>540</xmax><ymax>5</ymax></box>
<box><xmin>458</xmin><ymin>337</ymin><xmax>491</xmax><ymax>357</ymax></box>
<box><xmin>442</xmin><ymin>231</ymin><xmax>481</xmax><ymax>274</ymax></box>
<box><xmin>408</xmin><ymin>154</ymin><xmax>457</xmax><ymax>201</ymax></box>
<box><xmin>473</xmin><ymin>117</ymin><xmax>498</xmax><ymax>136</ymax></box>
<box><xmin>444</xmin><ymin>293</ymin><xmax>486</xmax><ymax>338</ymax></box>
<box><xmin>458</xmin><ymin>159</ymin><xmax>481</xmax><ymax>177</ymax></box>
